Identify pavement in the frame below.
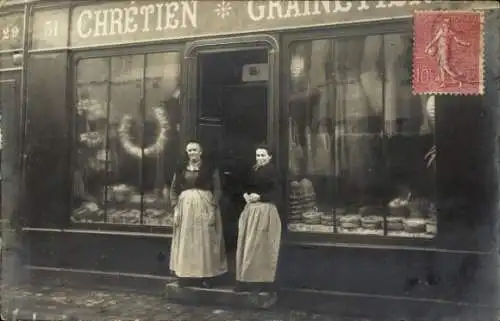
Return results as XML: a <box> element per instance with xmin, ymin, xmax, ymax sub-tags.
<box><xmin>1</xmin><ymin>282</ymin><xmax>374</xmax><ymax>321</ymax></box>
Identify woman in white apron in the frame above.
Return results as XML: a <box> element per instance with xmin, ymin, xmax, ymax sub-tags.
<box><xmin>235</xmin><ymin>145</ymin><xmax>282</xmax><ymax>294</ymax></box>
<box><xmin>169</xmin><ymin>141</ymin><xmax>227</xmax><ymax>288</ymax></box>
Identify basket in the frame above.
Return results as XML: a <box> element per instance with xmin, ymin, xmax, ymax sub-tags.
<box><xmin>289</xmin><ymin>179</ymin><xmax>317</xmax><ymax>218</ymax></box>
<box><xmin>361</xmin><ymin>216</ymin><xmax>383</xmax><ymax>229</ymax></box>
<box><xmin>320</xmin><ymin>212</ymin><xmax>335</xmax><ymax>226</ymax></box>
<box><xmin>388</xmin><ymin>197</ymin><xmax>410</xmax><ymax>217</ymax></box>
<box><xmin>403</xmin><ymin>218</ymin><xmax>427</xmax><ymax>233</ymax></box>
<box><xmin>112</xmin><ymin>185</ymin><xmax>133</xmax><ymax>203</ymax></box>
<box><xmin>426</xmin><ymin>219</ymin><xmax>437</xmax><ymax>234</ymax></box>
<box><xmin>387</xmin><ymin>221</ymin><xmax>404</xmax><ymax>231</ymax></box>
<box><xmin>339</xmin><ymin>214</ymin><xmax>361</xmax><ymax>229</ymax></box>
<box><xmin>300</xmin><ymin>178</ymin><xmax>317</xmax><ymax>211</ymax></box>
<box><xmin>302</xmin><ymin>210</ymin><xmax>321</xmax><ymax>225</ymax></box>
<box><xmin>387</xmin><ymin>216</ymin><xmax>404</xmax><ymax>231</ymax></box>
<box><xmin>340</xmin><ymin>221</ymin><xmax>361</xmax><ymax>230</ymax></box>
<box><xmin>288</xmin><ymin>214</ymin><xmax>303</xmax><ymax>223</ymax></box>
<box><xmin>339</xmin><ymin>214</ymin><xmax>361</xmax><ymax>224</ymax></box>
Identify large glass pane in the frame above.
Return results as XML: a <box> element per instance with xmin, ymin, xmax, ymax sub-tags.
<box><xmin>107</xmin><ymin>55</ymin><xmax>144</xmax><ymax>225</ymax></box>
<box><xmin>72</xmin><ymin>59</ymin><xmax>110</xmax><ymax>224</ymax></box>
<box><xmin>72</xmin><ymin>52</ymin><xmax>181</xmax><ymax>227</ymax></box>
<box><xmin>334</xmin><ymin>36</ymin><xmax>385</xmax><ymax>236</ymax></box>
<box><xmin>288</xmin><ymin>39</ymin><xmax>337</xmax><ymax>234</ymax></box>
<box><xmin>75</xmin><ymin>58</ymin><xmax>109</xmax><ymax>85</ymax></box>
<box><xmin>384</xmin><ymin>34</ymin><xmax>436</xmax><ymax>238</ymax></box>
<box><xmin>142</xmin><ymin>52</ymin><xmax>181</xmax><ymax>226</ymax></box>
<box><xmin>286</xmin><ymin>34</ymin><xmax>436</xmax><ymax>238</ymax></box>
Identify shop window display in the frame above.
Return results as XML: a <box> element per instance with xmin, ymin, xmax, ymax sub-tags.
<box><xmin>287</xmin><ymin>34</ymin><xmax>437</xmax><ymax>238</ymax></box>
<box><xmin>71</xmin><ymin>52</ymin><xmax>181</xmax><ymax>226</ymax></box>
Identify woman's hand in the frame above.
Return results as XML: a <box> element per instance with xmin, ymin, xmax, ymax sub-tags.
<box><xmin>173</xmin><ymin>207</ymin><xmax>181</xmax><ymax>227</ymax></box>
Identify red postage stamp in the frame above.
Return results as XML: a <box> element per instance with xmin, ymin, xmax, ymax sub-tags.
<box><xmin>412</xmin><ymin>10</ymin><xmax>484</xmax><ymax>95</ymax></box>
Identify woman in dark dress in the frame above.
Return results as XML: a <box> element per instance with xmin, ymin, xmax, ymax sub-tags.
<box><xmin>235</xmin><ymin>145</ymin><xmax>282</xmax><ymax>293</ymax></box>
<box><xmin>169</xmin><ymin>141</ymin><xmax>227</xmax><ymax>288</ymax></box>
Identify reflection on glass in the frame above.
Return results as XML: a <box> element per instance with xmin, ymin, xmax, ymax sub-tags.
<box><xmin>287</xmin><ymin>34</ymin><xmax>437</xmax><ymax>239</ymax></box>
<box><xmin>71</xmin><ymin>52</ymin><xmax>181</xmax><ymax>227</ymax></box>
<box><xmin>73</xmin><ymin>84</ymin><xmax>108</xmax><ymax>224</ymax></box>
<box><xmin>107</xmin><ymin>55</ymin><xmax>143</xmax><ymax>225</ymax></box>
<box><xmin>141</xmin><ymin>53</ymin><xmax>181</xmax><ymax>226</ymax></box>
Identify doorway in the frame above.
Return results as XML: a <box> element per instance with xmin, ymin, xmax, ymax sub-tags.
<box><xmin>196</xmin><ymin>48</ymin><xmax>269</xmax><ymax>254</ymax></box>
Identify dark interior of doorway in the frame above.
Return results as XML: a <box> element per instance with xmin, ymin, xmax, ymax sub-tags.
<box><xmin>197</xmin><ymin>48</ymin><xmax>268</xmax><ymax>264</ymax></box>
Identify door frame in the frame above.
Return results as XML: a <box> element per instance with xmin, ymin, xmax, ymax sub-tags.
<box><xmin>182</xmin><ymin>34</ymin><xmax>280</xmax><ymax>166</ymax></box>
<box><xmin>0</xmin><ymin>72</ymin><xmax>22</xmax><ymax>231</ymax></box>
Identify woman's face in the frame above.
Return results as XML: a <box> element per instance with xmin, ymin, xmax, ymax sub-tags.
<box><xmin>256</xmin><ymin>148</ymin><xmax>271</xmax><ymax>167</ymax></box>
<box><xmin>186</xmin><ymin>142</ymin><xmax>202</xmax><ymax>161</ymax></box>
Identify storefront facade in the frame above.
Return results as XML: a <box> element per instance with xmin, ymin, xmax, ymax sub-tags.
<box><xmin>1</xmin><ymin>0</ymin><xmax>499</xmax><ymax>319</ymax></box>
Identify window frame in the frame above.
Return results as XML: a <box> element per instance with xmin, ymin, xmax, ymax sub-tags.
<box><xmin>69</xmin><ymin>43</ymin><xmax>184</xmax><ymax>235</ymax></box>
<box><xmin>280</xmin><ymin>21</ymin><xmax>442</xmax><ymax>248</ymax></box>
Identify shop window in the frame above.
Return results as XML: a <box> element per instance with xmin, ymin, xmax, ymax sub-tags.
<box><xmin>71</xmin><ymin>52</ymin><xmax>181</xmax><ymax>226</ymax></box>
<box><xmin>287</xmin><ymin>34</ymin><xmax>437</xmax><ymax>238</ymax></box>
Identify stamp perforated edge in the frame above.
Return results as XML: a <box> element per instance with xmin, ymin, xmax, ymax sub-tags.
<box><xmin>412</xmin><ymin>10</ymin><xmax>485</xmax><ymax>96</ymax></box>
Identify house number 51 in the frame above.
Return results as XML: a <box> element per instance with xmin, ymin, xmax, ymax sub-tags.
<box><xmin>44</xmin><ymin>20</ymin><xmax>59</xmax><ymax>38</ymax></box>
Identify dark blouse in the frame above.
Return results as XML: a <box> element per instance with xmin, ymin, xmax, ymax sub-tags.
<box><xmin>246</xmin><ymin>163</ymin><xmax>281</xmax><ymax>206</ymax></box>
<box><xmin>169</xmin><ymin>164</ymin><xmax>221</xmax><ymax>207</ymax></box>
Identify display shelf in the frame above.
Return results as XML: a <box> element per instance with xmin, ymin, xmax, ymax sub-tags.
<box><xmin>288</xmin><ymin>215</ymin><xmax>437</xmax><ymax>239</ymax></box>
<box><xmin>71</xmin><ymin>205</ymin><xmax>174</xmax><ymax>227</ymax></box>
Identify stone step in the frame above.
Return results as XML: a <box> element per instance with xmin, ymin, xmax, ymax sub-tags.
<box><xmin>164</xmin><ymin>281</ymin><xmax>278</xmax><ymax>309</ymax></box>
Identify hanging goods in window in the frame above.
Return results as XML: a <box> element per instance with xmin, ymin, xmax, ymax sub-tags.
<box><xmin>77</xmin><ymin>98</ymin><xmax>107</xmax><ymax>148</ymax></box>
<box><xmin>118</xmin><ymin>106</ymin><xmax>170</xmax><ymax>158</ymax></box>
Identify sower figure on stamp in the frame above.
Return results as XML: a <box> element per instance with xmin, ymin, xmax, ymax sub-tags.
<box><xmin>235</xmin><ymin>144</ymin><xmax>282</xmax><ymax>294</ymax></box>
<box><xmin>169</xmin><ymin>140</ymin><xmax>227</xmax><ymax>288</ymax></box>
<box><xmin>425</xmin><ymin>17</ymin><xmax>470</xmax><ymax>88</ymax></box>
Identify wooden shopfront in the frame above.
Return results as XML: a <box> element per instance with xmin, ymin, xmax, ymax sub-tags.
<box><xmin>1</xmin><ymin>0</ymin><xmax>499</xmax><ymax>319</ymax></box>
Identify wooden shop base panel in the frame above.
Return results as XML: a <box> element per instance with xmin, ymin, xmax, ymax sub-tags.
<box><xmin>164</xmin><ymin>281</ymin><xmax>278</xmax><ymax>309</ymax></box>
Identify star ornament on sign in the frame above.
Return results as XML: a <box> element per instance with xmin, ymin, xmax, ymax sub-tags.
<box><xmin>214</xmin><ymin>0</ymin><xmax>233</xmax><ymax>19</ymax></box>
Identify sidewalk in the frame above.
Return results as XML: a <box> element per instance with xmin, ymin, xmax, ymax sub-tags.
<box><xmin>2</xmin><ymin>282</ymin><xmax>372</xmax><ymax>321</ymax></box>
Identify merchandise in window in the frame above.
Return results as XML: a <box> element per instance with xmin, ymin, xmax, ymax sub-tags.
<box><xmin>71</xmin><ymin>52</ymin><xmax>181</xmax><ymax>226</ymax></box>
<box><xmin>287</xmin><ymin>34</ymin><xmax>437</xmax><ymax>238</ymax></box>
